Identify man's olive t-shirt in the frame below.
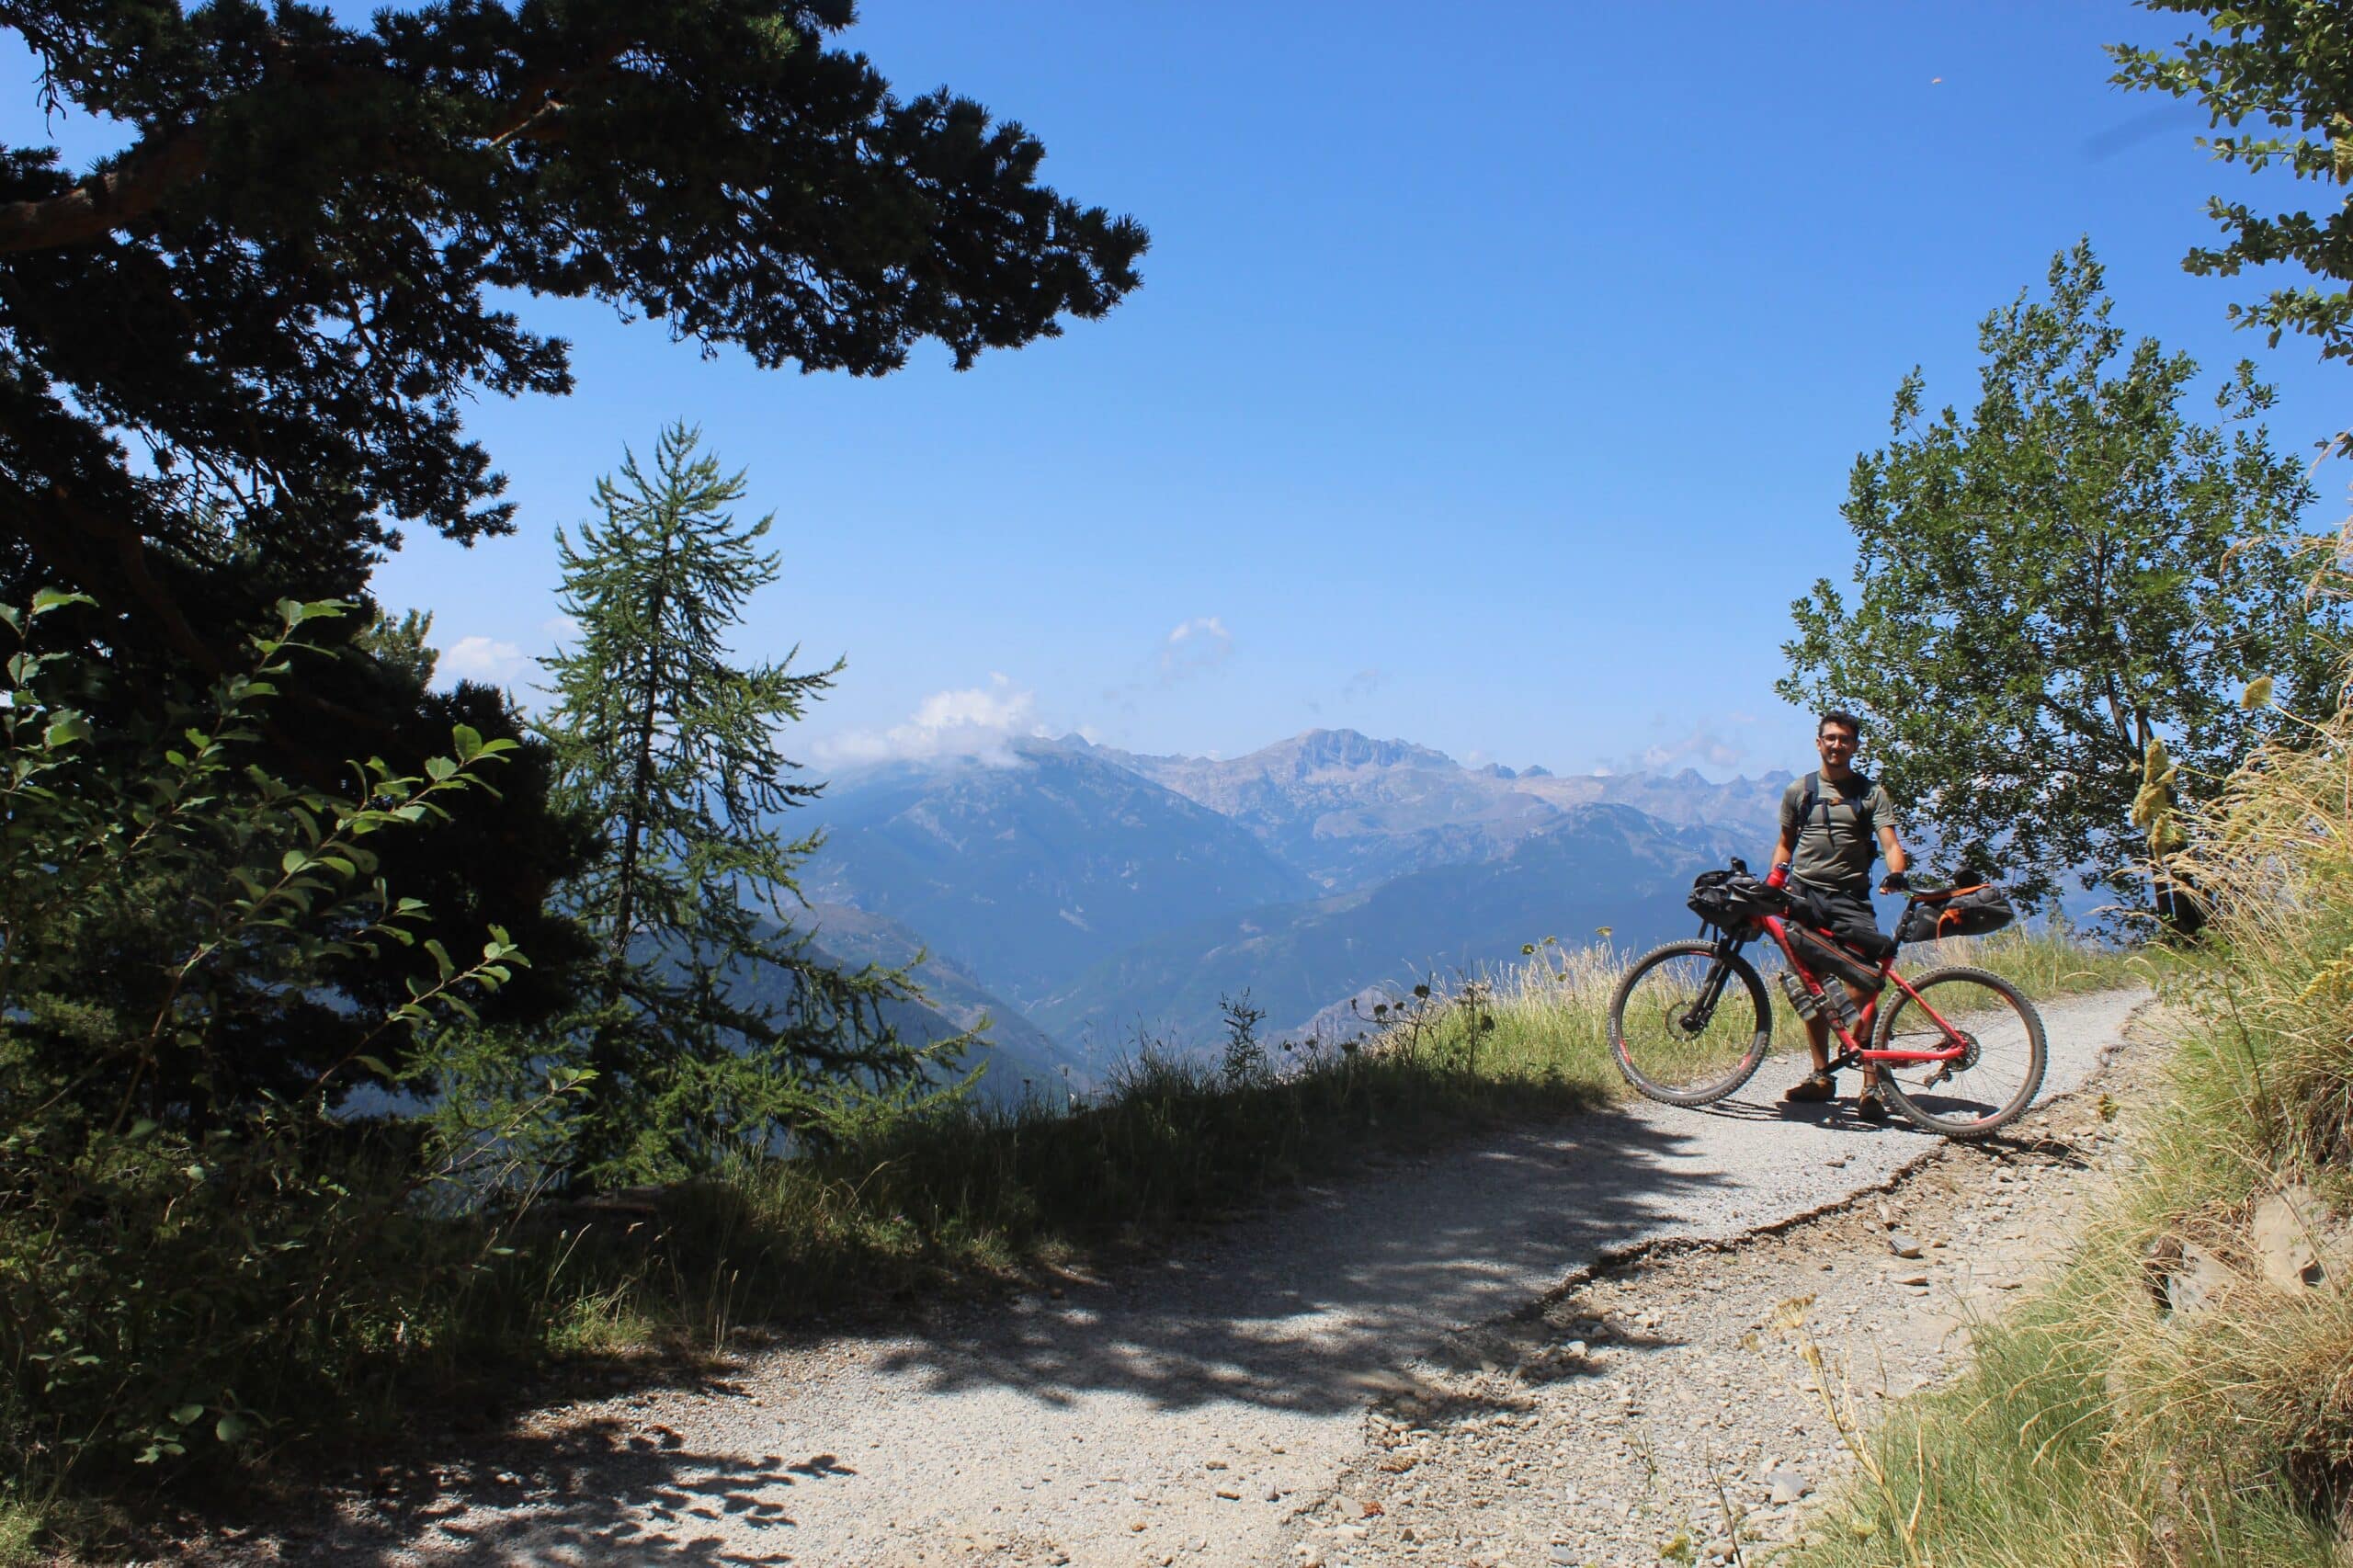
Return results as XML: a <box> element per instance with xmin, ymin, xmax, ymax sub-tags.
<box><xmin>1780</xmin><ymin>772</ymin><xmax>1897</xmax><ymax>894</ymax></box>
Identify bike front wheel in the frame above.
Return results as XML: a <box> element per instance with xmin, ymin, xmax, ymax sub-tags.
<box><xmin>1871</xmin><ymin>965</ymin><xmax>2047</xmax><ymax>1138</ymax></box>
<box><xmin>1608</xmin><ymin>940</ymin><xmax>1772</xmax><ymax>1107</ymax></box>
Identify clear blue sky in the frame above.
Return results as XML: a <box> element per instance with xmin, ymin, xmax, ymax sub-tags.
<box><xmin>11</xmin><ymin>4</ymin><xmax>2347</xmax><ymax>779</ymax></box>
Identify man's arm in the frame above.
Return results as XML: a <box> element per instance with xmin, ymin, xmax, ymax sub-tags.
<box><xmin>1877</xmin><ymin>821</ymin><xmax>1910</xmax><ymax>889</ymax></box>
<box><xmin>1771</xmin><ymin>826</ymin><xmax>1797</xmax><ymax>873</ymax></box>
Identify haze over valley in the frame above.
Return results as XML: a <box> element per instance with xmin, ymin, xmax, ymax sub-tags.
<box><xmin>797</xmin><ymin>727</ymin><xmax>1790</xmax><ymax>1070</ymax></box>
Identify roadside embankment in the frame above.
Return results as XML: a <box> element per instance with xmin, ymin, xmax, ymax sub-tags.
<box><xmin>1775</xmin><ymin>717</ymin><xmax>2353</xmax><ymax>1568</ymax></box>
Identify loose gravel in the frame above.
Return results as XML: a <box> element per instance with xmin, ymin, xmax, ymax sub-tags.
<box><xmin>1294</xmin><ymin>1002</ymin><xmax>2165</xmax><ymax>1568</ymax></box>
<box><xmin>211</xmin><ymin>988</ymin><xmax>2148</xmax><ymax>1567</ymax></box>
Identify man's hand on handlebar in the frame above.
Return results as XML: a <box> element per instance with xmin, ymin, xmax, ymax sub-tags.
<box><xmin>1879</xmin><ymin>870</ymin><xmax>1910</xmax><ymax>895</ymax></box>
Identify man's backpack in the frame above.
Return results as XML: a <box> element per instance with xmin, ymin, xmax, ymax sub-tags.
<box><xmin>1895</xmin><ymin>884</ymin><xmax>2017</xmax><ymax>945</ymax></box>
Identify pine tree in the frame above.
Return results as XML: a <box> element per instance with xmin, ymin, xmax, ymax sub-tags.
<box><xmin>540</xmin><ymin>425</ymin><xmax>943</xmax><ymax>1181</ymax></box>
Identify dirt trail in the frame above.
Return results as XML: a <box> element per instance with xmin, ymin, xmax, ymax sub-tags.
<box><xmin>246</xmin><ymin>988</ymin><xmax>2147</xmax><ymax>1568</ymax></box>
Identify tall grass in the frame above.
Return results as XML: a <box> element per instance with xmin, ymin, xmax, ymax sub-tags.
<box><xmin>1783</xmin><ymin>713</ymin><xmax>2353</xmax><ymax>1568</ymax></box>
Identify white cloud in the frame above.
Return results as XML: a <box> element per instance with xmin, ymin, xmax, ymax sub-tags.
<box><xmin>815</xmin><ymin>675</ymin><xmax>1046</xmax><ymax>767</ymax></box>
<box><xmin>1159</xmin><ymin>615</ymin><xmax>1233</xmax><ymax>678</ymax></box>
<box><xmin>540</xmin><ymin>614</ymin><xmax>584</xmax><ymax>642</ymax></box>
<box><xmin>439</xmin><ymin>634</ymin><xmax>530</xmax><ymax>687</ymax></box>
<box><xmin>1638</xmin><ymin>723</ymin><xmax>1746</xmax><ymax>772</ymax></box>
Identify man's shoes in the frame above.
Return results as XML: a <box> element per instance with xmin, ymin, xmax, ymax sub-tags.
<box><xmin>1784</xmin><ymin>1072</ymin><xmax>1837</xmax><ymax>1103</ymax></box>
<box><xmin>1854</xmin><ymin>1085</ymin><xmax>1893</xmax><ymax>1122</ymax></box>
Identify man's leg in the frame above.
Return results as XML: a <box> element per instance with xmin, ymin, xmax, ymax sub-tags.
<box><xmin>1844</xmin><ymin>982</ymin><xmax>1880</xmax><ymax>1094</ymax></box>
<box><xmin>1804</xmin><ymin>1009</ymin><xmax>1832</xmax><ymax>1074</ymax></box>
<box><xmin>1783</xmin><ymin>1006</ymin><xmax>1838</xmax><ymax>1100</ymax></box>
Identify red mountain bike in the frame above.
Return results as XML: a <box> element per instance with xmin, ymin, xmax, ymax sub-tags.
<box><xmin>1605</xmin><ymin>864</ymin><xmax>2046</xmax><ymax>1138</ymax></box>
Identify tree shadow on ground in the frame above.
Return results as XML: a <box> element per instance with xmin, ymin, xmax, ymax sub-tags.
<box><xmin>238</xmin><ymin>1098</ymin><xmax>1743</xmax><ymax>1563</ymax></box>
<box><xmin>270</xmin><ymin>1421</ymin><xmax>822</xmax><ymax>1565</ymax></box>
<box><xmin>851</xmin><ymin>1100</ymin><xmax>1725</xmax><ymax>1417</ymax></box>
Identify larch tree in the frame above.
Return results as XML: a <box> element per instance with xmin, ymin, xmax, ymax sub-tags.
<box><xmin>540</xmin><ymin>426</ymin><xmax>948</xmax><ymax>1181</ymax></box>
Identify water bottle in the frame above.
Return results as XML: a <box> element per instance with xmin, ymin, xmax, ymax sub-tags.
<box><xmin>1777</xmin><ymin>970</ymin><xmax>1820</xmax><ymax>1021</ymax></box>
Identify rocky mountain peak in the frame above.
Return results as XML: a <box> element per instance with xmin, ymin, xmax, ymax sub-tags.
<box><xmin>1257</xmin><ymin>728</ymin><xmax>1458</xmax><ymax>778</ymax></box>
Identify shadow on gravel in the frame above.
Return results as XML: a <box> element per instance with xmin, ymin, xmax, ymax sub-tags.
<box><xmin>283</xmin><ymin>1421</ymin><xmax>827</xmax><ymax>1565</ymax></box>
<box><xmin>855</xmin><ymin>1099</ymin><xmax>1726</xmax><ymax>1417</ymax></box>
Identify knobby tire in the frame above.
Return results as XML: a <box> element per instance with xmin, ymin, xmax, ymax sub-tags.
<box><xmin>1608</xmin><ymin>939</ymin><xmax>1772</xmax><ymax>1108</ymax></box>
<box><xmin>1870</xmin><ymin>964</ymin><xmax>2047</xmax><ymax>1139</ymax></box>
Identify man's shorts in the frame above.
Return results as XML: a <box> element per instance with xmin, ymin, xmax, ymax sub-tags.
<box><xmin>1789</xmin><ymin>879</ymin><xmax>1893</xmax><ymax>960</ymax></box>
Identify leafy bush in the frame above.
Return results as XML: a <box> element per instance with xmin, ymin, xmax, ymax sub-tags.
<box><xmin>0</xmin><ymin>594</ymin><xmax>556</xmax><ymax>1491</ymax></box>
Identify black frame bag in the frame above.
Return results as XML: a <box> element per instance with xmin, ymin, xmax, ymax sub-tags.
<box><xmin>1896</xmin><ymin>884</ymin><xmax>2016</xmax><ymax>944</ymax></box>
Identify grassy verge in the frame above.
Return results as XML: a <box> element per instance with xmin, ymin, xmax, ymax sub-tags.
<box><xmin>1780</xmin><ymin>744</ymin><xmax>2353</xmax><ymax>1565</ymax></box>
<box><xmin>444</xmin><ymin>925</ymin><xmax>2145</xmax><ymax>1366</ymax></box>
<box><xmin>1897</xmin><ymin>921</ymin><xmax>2153</xmax><ymax>999</ymax></box>
<box><xmin>0</xmin><ymin>926</ymin><xmax>2139</xmax><ymax>1562</ymax></box>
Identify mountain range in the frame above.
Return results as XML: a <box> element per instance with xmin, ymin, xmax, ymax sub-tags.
<box><xmin>790</xmin><ymin>729</ymin><xmax>1791</xmax><ymax>1073</ymax></box>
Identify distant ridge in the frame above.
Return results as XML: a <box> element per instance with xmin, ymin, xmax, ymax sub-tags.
<box><xmin>801</xmin><ymin>725</ymin><xmax>1792</xmax><ymax>1061</ymax></box>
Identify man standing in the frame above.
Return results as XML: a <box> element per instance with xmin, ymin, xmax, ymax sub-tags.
<box><xmin>1771</xmin><ymin>710</ymin><xmax>1909</xmax><ymax>1119</ymax></box>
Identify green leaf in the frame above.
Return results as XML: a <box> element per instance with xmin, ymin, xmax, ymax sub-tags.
<box><xmin>40</xmin><ymin>710</ymin><xmax>90</xmax><ymax>749</ymax></box>
<box><xmin>216</xmin><ymin>1413</ymin><xmax>254</xmax><ymax>1444</ymax></box>
<box><xmin>170</xmin><ymin>1403</ymin><xmax>204</xmax><ymax>1426</ymax></box>
<box><xmin>424</xmin><ymin>756</ymin><xmax>459</xmax><ymax>782</ymax></box>
<box><xmin>29</xmin><ymin>587</ymin><xmax>93</xmax><ymax>617</ymax></box>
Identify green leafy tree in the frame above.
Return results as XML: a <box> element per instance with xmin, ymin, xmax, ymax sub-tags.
<box><xmin>2111</xmin><ymin>3</ymin><xmax>2353</xmax><ymax>366</ymax></box>
<box><xmin>1779</xmin><ymin>242</ymin><xmax>2338</xmax><ymax>911</ymax></box>
<box><xmin>0</xmin><ymin>593</ymin><xmax>528</xmax><ymax>1128</ymax></box>
<box><xmin>540</xmin><ymin>426</ymin><xmax>947</xmax><ymax>1182</ymax></box>
<box><xmin>0</xmin><ymin>592</ymin><xmax>574</xmax><ymax>1480</ymax></box>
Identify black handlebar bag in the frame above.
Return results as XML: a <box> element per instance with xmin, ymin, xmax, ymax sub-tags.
<box><xmin>1687</xmin><ymin>869</ymin><xmax>1781</xmax><ymax>938</ymax></box>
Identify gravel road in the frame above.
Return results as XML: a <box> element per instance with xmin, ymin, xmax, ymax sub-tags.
<box><xmin>269</xmin><ymin>987</ymin><xmax>2147</xmax><ymax>1568</ymax></box>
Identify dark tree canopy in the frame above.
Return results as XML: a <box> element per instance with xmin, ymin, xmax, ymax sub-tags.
<box><xmin>0</xmin><ymin>0</ymin><xmax>1147</xmax><ymax>665</ymax></box>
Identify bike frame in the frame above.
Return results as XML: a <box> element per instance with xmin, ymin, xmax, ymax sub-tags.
<box><xmin>1751</xmin><ymin>910</ymin><xmax>1968</xmax><ymax>1072</ymax></box>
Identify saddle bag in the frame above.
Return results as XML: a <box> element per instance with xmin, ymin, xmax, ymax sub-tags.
<box><xmin>1895</xmin><ymin>884</ymin><xmax>2017</xmax><ymax>944</ymax></box>
<box><xmin>1785</xmin><ymin>922</ymin><xmax>1885</xmax><ymax>994</ymax></box>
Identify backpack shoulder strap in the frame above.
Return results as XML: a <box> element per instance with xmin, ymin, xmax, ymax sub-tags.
<box><xmin>1795</xmin><ymin>770</ymin><xmax>1820</xmax><ymax>835</ymax></box>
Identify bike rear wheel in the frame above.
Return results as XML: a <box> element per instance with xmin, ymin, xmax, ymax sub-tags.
<box><xmin>1608</xmin><ymin>940</ymin><xmax>1772</xmax><ymax>1107</ymax></box>
<box><xmin>1870</xmin><ymin>965</ymin><xmax>2046</xmax><ymax>1138</ymax></box>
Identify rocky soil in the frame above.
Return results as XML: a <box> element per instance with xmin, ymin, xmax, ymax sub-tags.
<box><xmin>1289</xmin><ymin>1017</ymin><xmax>2162</xmax><ymax>1568</ymax></box>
